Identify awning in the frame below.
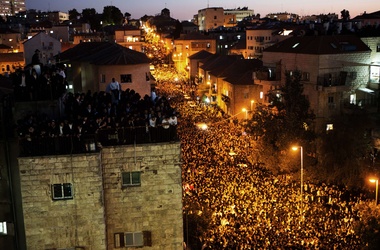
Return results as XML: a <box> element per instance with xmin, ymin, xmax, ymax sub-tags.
<box><xmin>358</xmin><ymin>87</ymin><xmax>375</xmax><ymax>94</ymax></box>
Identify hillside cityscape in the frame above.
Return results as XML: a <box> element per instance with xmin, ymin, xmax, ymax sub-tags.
<box><xmin>1</xmin><ymin>1</ymin><xmax>380</xmax><ymax>250</ymax></box>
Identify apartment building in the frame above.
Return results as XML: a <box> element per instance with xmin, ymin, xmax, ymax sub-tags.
<box><xmin>0</xmin><ymin>0</ymin><xmax>25</xmax><ymax>18</ymax></box>
<box><xmin>197</xmin><ymin>7</ymin><xmax>225</xmax><ymax>32</ymax></box>
<box><xmin>259</xmin><ymin>34</ymin><xmax>373</xmax><ymax>130</ymax></box>
<box><xmin>18</xmin><ymin>142</ymin><xmax>183</xmax><ymax>250</ymax></box>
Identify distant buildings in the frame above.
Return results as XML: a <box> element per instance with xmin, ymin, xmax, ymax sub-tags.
<box><xmin>0</xmin><ymin>0</ymin><xmax>25</xmax><ymax>18</ymax></box>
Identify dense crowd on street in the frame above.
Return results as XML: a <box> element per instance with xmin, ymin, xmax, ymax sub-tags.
<box><xmin>154</xmin><ymin>81</ymin><xmax>368</xmax><ymax>249</ymax></box>
<box><xmin>12</xmin><ymin>37</ymin><xmax>377</xmax><ymax>249</ymax></box>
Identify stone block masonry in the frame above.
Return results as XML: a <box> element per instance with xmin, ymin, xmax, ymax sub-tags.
<box><xmin>18</xmin><ymin>141</ymin><xmax>183</xmax><ymax>250</ymax></box>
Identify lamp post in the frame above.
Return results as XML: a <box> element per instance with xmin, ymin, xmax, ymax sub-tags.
<box><xmin>292</xmin><ymin>146</ymin><xmax>304</xmax><ymax>216</ymax></box>
<box><xmin>369</xmin><ymin>178</ymin><xmax>379</xmax><ymax>206</ymax></box>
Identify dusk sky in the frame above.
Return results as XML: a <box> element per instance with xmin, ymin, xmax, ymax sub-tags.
<box><xmin>25</xmin><ymin>0</ymin><xmax>379</xmax><ymax>21</ymax></box>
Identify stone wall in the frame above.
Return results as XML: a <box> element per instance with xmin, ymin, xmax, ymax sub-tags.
<box><xmin>18</xmin><ymin>154</ymin><xmax>106</xmax><ymax>250</ymax></box>
<box><xmin>18</xmin><ymin>141</ymin><xmax>183</xmax><ymax>250</ymax></box>
<box><xmin>102</xmin><ymin>142</ymin><xmax>183</xmax><ymax>250</ymax></box>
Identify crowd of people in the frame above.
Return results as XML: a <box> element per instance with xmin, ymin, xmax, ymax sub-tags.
<box><xmin>17</xmin><ymin>87</ymin><xmax>178</xmax><ymax>156</ymax></box>
<box><xmin>12</xmin><ymin>35</ymin><xmax>378</xmax><ymax>249</ymax></box>
<box><xmin>12</xmin><ymin>64</ymin><xmax>68</xmax><ymax>102</ymax></box>
<box><xmin>153</xmin><ymin>82</ymin><xmax>370</xmax><ymax>249</ymax></box>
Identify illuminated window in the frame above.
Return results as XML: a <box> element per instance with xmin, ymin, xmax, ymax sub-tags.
<box><xmin>326</xmin><ymin>124</ymin><xmax>333</xmax><ymax>131</ymax></box>
<box><xmin>260</xmin><ymin>91</ymin><xmax>264</xmax><ymax>99</ymax></box>
<box><xmin>350</xmin><ymin>94</ymin><xmax>356</xmax><ymax>104</ymax></box>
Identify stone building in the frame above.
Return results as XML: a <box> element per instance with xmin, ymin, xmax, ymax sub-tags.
<box><xmin>259</xmin><ymin>34</ymin><xmax>373</xmax><ymax>131</ymax></box>
<box><xmin>197</xmin><ymin>7</ymin><xmax>225</xmax><ymax>32</ymax></box>
<box><xmin>18</xmin><ymin>142</ymin><xmax>183</xmax><ymax>250</ymax></box>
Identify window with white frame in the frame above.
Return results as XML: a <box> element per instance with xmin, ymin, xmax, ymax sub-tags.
<box><xmin>122</xmin><ymin>171</ymin><xmax>141</xmax><ymax>186</ymax></box>
<box><xmin>51</xmin><ymin>183</ymin><xmax>73</xmax><ymax>200</ymax></box>
<box><xmin>114</xmin><ymin>231</ymin><xmax>152</xmax><ymax>248</ymax></box>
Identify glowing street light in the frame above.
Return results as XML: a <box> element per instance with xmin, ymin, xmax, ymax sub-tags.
<box><xmin>242</xmin><ymin>108</ymin><xmax>248</xmax><ymax>119</ymax></box>
<box><xmin>292</xmin><ymin>146</ymin><xmax>304</xmax><ymax>217</ymax></box>
<box><xmin>251</xmin><ymin>100</ymin><xmax>255</xmax><ymax>111</ymax></box>
<box><xmin>369</xmin><ymin>178</ymin><xmax>379</xmax><ymax>206</ymax></box>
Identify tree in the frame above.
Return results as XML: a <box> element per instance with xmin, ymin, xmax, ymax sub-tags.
<box><xmin>81</xmin><ymin>8</ymin><xmax>101</xmax><ymax>31</ymax></box>
<box><xmin>245</xmin><ymin>70</ymin><xmax>315</xmax><ymax>175</ymax></box>
<box><xmin>82</xmin><ymin>8</ymin><xmax>97</xmax><ymax>23</ymax></box>
<box><xmin>341</xmin><ymin>9</ymin><xmax>350</xmax><ymax>21</ymax></box>
<box><xmin>102</xmin><ymin>6</ymin><xmax>124</xmax><ymax>25</ymax></box>
<box><xmin>315</xmin><ymin>112</ymin><xmax>373</xmax><ymax>187</ymax></box>
<box><xmin>68</xmin><ymin>8</ymin><xmax>80</xmax><ymax>20</ymax></box>
<box><xmin>124</xmin><ymin>12</ymin><xmax>131</xmax><ymax>20</ymax></box>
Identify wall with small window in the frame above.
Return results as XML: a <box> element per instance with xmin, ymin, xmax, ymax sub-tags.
<box><xmin>102</xmin><ymin>142</ymin><xmax>183</xmax><ymax>249</ymax></box>
<box><xmin>18</xmin><ymin>154</ymin><xmax>106</xmax><ymax>249</ymax></box>
<box><xmin>18</xmin><ymin>142</ymin><xmax>183</xmax><ymax>250</ymax></box>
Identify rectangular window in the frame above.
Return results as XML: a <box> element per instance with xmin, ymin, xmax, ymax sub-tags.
<box><xmin>100</xmin><ymin>74</ymin><xmax>106</xmax><ymax>83</ymax></box>
<box><xmin>122</xmin><ymin>172</ymin><xmax>141</xmax><ymax>186</ymax></box>
<box><xmin>52</xmin><ymin>183</ymin><xmax>73</xmax><ymax>200</ymax></box>
<box><xmin>120</xmin><ymin>74</ymin><xmax>132</xmax><ymax>83</ymax></box>
<box><xmin>328</xmin><ymin>96</ymin><xmax>334</xmax><ymax>103</ymax></box>
<box><xmin>302</xmin><ymin>72</ymin><xmax>310</xmax><ymax>81</ymax></box>
<box><xmin>114</xmin><ymin>231</ymin><xmax>152</xmax><ymax>248</ymax></box>
<box><xmin>377</xmin><ymin>44</ymin><xmax>380</xmax><ymax>52</ymax></box>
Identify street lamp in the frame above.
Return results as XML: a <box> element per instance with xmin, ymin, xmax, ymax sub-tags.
<box><xmin>369</xmin><ymin>178</ymin><xmax>379</xmax><ymax>205</ymax></box>
<box><xmin>242</xmin><ymin>108</ymin><xmax>248</xmax><ymax>119</ymax></box>
<box><xmin>292</xmin><ymin>146</ymin><xmax>304</xmax><ymax>216</ymax></box>
<box><xmin>251</xmin><ymin>100</ymin><xmax>254</xmax><ymax>111</ymax></box>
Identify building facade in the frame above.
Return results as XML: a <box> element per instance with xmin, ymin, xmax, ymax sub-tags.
<box><xmin>18</xmin><ymin>142</ymin><xmax>183</xmax><ymax>250</ymax></box>
<box><xmin>260</xmin><ymin>35</ymin><xmax>373</xmax><ymax>131</ymax></box>
<box><xmin>58</xmin><ymin>42</ymin><xmax>152</xmax><ymax>96</ymax></box>
<box><xmin>0</xmin><ymin>0</ymin><xmax>25</xmax><ymax>18</ymax></box>
<box><xmin>197</xmin><ymin>7</ymin><xmax>224</xmax><ymax>32</ymax></box>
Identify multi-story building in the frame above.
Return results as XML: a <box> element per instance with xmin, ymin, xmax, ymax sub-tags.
<box><xmin>352</xmin><ymin>10</ymin><xmax>380</xmax><ymax>27</ymax></box>
<box><xmin>245</xmin><ymin>24</ymin><xmax>294</xmax><ymax>59</ymax></box>
<box><xmin>47</xmin><ymin>11</ymin><xmax>69</xmax><ymax>24</ymax></box>
<box><xmin>172</xmin><ymin>32</ymin><xmax>216</xmax><ymax>75</ymax></box>
<box><xmin>0</xmin><ymin>27</ymin><xmax>22</xmax><ymax>52</ymax></box>
<box><xmin>18</xmin><ymin>142</ymin><xmax>183</xmax><ymax>250</ymax></box>
<box><xmin>224</xmin><ymin>7</ymin><xmax>254</xmax><ymax>22</ymax></box>
<box><xmin>266</xmin><ymin>12</ymin><xmax>298</xmax><ymax>22</ymax></box>
<box><xmin>258</xmin><ymin>34</ymin><xmax>373</xmax><ymax>131</ymax></box>
<box><xmin>194</xmin><ymin>52</ymin><xmax>262</xmax><ymax>117</ymax></box>
<box><xmin>114</xmin><ymin>26</ymin><xmax>145</xmax><ymax>52</ymax></box>
<box><xmin>197</xmin><ymin>7</ymin><xmax>224</xmax><ymax>32</ymax></box>
<box><xmin>0</xmin><ymin>0</ymin><xmax>25</xmax><ymax>18</ymax></box>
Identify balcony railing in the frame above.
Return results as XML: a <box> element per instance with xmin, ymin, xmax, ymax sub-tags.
<box><xmin>19</xmin><ymin>125</ymin><xmax>178</xmax><ymax>157</ymax></box>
